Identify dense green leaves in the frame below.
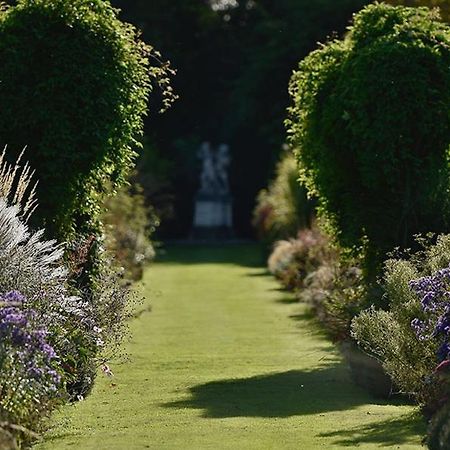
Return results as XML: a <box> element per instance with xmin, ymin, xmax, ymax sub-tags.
<box><xmin>0</xmin><ymin>0</ymin><xmax>169</xmax><ymax>239</ymax></box>
<box><xmin>387</xmin><ymin>0</ymin><xmax>450</xmax><ymax>22</ymax></box>
<box><xmin>288</xmin><ymin>3</ymin><xmax>450</xmax><ymax>274</ymax></box>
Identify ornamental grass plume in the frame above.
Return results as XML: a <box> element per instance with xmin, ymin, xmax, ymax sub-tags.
<box><xmin>0</xmin><ymin>146</ymin><xmax>37</xmax><ymax>221</ymax></box>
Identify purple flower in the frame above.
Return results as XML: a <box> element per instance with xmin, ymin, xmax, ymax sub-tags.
<box><xmin>33</xmin><ymin>329</ymin><xmax>48</xmax><ymax>342</ymax></box>
<box><xmin>2</xmin><ymin>291</ymin><xmax>25</xmax><ymax>304</ymax></box>
<box><xmin>4</xmin><ymin>313</ymin><xmax>27</xmax><ymax>327</ymax></box>
<box><xmin>410</xmin><ymin>266</ymin><xmax>450</xmax><ymax>362</ymax></box>
<box><xmin>28</xmin><ymin>367</ymin><xmax>44</xmax><ymax>379</ymax></box>
<box><xmin>11</xmin><ymin>328</ymin><xmax>30</xmax><ymax>346</ymax></box>
<box><xmin>411</xmin><ymin>318</ymin><xmax>427</xmax><ymax>340</ymax></box>
<box><xmin>0</xmin><ymin>290</ymin><xmax>62</xmax><ymax>396</ymax></box>
<box><xmin>47</xmin><ymin>369</ymin><xmax>61</xmax><ymax>384</ymax></box>
<box><xmin>40</xmin><ymin>343</ymin><xmax>57</xmax><ymax>361</ymax></box>
<box><xmin>435</xmin><ymin>315</ymin><xmax>450</xmax><ymax>336</ymax></box>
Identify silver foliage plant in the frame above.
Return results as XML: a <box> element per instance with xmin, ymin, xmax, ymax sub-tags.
<box><xmin>0</xmin><ymin>150</ymin><xmax>103</xmax><ymax>385</ymax></box>
<box><xmin>351</xmin><ymin>235</ymin><xmax>450</xmax><ymax>401</ymax></box>
<box><xmin>0</xmin><ymin>196</ymin><xmax>96</xmax><ymax>343</ymax></box>
<box><xmin>0</xmin><ymin>148</ymin><xmax>91</xmax><ymax>322</ymax></box>
<box><xmin>0</xmin><ymin>149</ymin><xmax>134</xmax><ymax>402</ymax></box>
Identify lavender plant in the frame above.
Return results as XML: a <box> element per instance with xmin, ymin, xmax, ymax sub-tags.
<box><xmin>410</xmin><ymin>268</ymin><xmax>450</xmax><ymax>362</ymax></box>
<box><xmin>0</xmin><ymin>291</ymin><xmax>62</xmax><ymax>446</ymax></box>
<box><xmin>352</xmin><ymin>235</ymin><xmax>450</xmax><ymax>403</ymax></box>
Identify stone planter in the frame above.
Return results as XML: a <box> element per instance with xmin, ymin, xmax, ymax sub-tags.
<box><xmin>339</xmin><ymin>340</ymin><xmax>395</xmax><ymax>399</ymax></box>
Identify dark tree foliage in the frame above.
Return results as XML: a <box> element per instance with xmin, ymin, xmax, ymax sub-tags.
<box><xmin>225</xmin><ymin>0</ymin><xmax>368</xmax><ymax>236</ymax></box>
<box><xmin>113</xmin><ymin>0</ymin><xmax>367</xmax><ymax>237</ymax></box>
<box><xmin>288</xmin><ymin>3</ymin><xmax>450</xmax><ymax>275</ymax></box>
<box><xmin>111</xmin><ymin>0</ymin><xmax>230</xmax><ymax>237</ymax></box>
<box><xmin>0</xmin><ymin>0</ymin><xmax>165</xmax><ymax>240</ymax></box>
<box><xmin>386</xmin><ymin>0</ymin><xmax>450</xmax><ymax>21</ymax></box>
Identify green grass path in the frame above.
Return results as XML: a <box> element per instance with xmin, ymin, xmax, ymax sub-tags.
<box><xmin>37</xmin><ymin>244</ymin><xmax>425</xmax><ymax>449</ymax></box>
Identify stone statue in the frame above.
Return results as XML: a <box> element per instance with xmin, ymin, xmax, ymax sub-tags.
<box><xmin>198</xmin><ymin>142</ymin><xmax>217</xmax><ymax>195</ymax></box>
<box><xmin>197</xmin><ymin>142</ymin><xmax>231</xmax><ymax>196</ymax></box>
<box><xmin>193</xmin><ymin>142</ymin><xmax>233</xmax><ymax>238</ymax></box>
<box><xmin>216</xmin><ymin>144</ymin><xmax>231</xmax><ymax>195</ymax></box>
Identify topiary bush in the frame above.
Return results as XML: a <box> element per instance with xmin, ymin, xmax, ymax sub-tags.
<box><xmin>0</xmin><ymin>0</ymin><xmax>174</xmax><ymax>240</ymax></box>
<box><xmin>287</xmin><ymin>3</ymin><xmax>450</xmax><ymax>276</ymax></box>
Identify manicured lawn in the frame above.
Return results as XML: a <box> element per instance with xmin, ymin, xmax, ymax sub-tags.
<box><xmin>36</xmin><ymin>244</ymin><xmax>425</xmax><ymax>449</ymax></box>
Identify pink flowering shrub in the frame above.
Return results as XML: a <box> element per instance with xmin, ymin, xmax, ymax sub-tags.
<box><xmin>268</xmin><ymin>228</ymin><xmax>331</xmax><ymax>291</ymax></box>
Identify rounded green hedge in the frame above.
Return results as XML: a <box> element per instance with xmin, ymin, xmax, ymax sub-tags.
<box><xmin>287</xmin><ymin>3</ymin><xmax>450</xmax><ymax>274</ymax></box>
<box><xmin>0</xmin><ymin>0</ymin><xmax>163</xmax><ymax>239</ymax></box>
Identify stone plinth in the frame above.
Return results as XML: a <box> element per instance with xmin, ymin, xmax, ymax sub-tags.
<box><xmin>192</xmin><ymin>194</ymin><xmax>233</xmax><ymax>239</ymax></box>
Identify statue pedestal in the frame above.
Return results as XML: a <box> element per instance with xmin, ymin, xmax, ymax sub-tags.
<box><xmin>192</xmin><ymin>193</ymin><xmax>233</xmax><ymax>239</ymax></box>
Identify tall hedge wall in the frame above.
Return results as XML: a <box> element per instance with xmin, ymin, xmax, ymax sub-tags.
<box><xmin>287</xmin><ymin>3</ymin><xmax>450</xmax><ymax>274</ymax></box>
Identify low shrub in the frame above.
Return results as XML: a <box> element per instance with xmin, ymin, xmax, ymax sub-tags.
<box><xmin>0</xmin><ymin>151</ymin><xmax>135</xmax><ymax>445</ymax></box>
<box><xmin>266</xmin><ymin>220</ymin><xmax>366</xmax><ymax>340</ymax></box>
<box><xmin>253</xmin><ymin>151</ymin><xmax>313</xmax><ymax>243</ymax></box>
<box><xmin>268</xmin><ymin>227</ymin><xmax>330</xmax><ymax>291</ymax></box>
<box><xmin>351</xmin><ymin>235</ymin><xmax>450</xmax><ymax>406</ymax></box>
<box><xmin>0</xmin><ymin>186</ymin><xmax>99</xmax><ymax>401</ymax></box>
<box><xmin>103</xmin><ymin>183</ymin><xmax>158</xmax><ymax>281</ymax></box>
<box><xmin>299</xmin><ymin>246</ymin><xmax>366</xmax><ymax>341</ymax></box>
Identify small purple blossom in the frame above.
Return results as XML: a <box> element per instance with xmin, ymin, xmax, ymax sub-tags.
<box><xmin>2</xmin><ymin>291</ymin><xmax>25</xmax><ymax>304</ymax></box>
<box><xmin>411</xmin><ymin>318</ymin><xmax>427</xmax><ymax>340</ymax></box>
<box><xmin>40</xmin><ymin>343</ymin><xmax>57</xmax><ymax>361</ymax></box>
<box><xmin>410</xmin><ymin>267</ymin><xmax>450</xmax><ymax>362</ymax></box>
<box><xmin>0</xmin><ymin>291</ymin><xmax>61</xmax><ymax>395</ymax></box>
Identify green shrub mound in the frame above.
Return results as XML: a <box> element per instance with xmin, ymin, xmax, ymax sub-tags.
<box><xmin>103</xmin><ymin>182</ymin><xmax>158</xmax><ymax>281</ymax></box>
<box><xmin>287</xmin><ymin>3</ymin><xmax>450</xmax><ymax>274</ymax></box>
<box><xmin>253</xmin><ymin>152</ymin><xmax>313</xmax><ymax>243</ymax></box>
<box><xmin>0</xmin><ymin>0</ymin><xmax>167</xmax><ymax>239</ymax></box>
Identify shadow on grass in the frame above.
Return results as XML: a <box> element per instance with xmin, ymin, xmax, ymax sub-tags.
<box><xmin>318</xmin><ymin>413</ymin><xmax>426</xmax><ymax>447</ymax></box>
<box><xmin>157</xmin><ymin>243</ymin><xmax>265</xmax><ymax>268</ymax></box>
<box><xmin>246</xmin><ymin>270</ymin><xmax>270</xmax><ymax>277</ymax></box>
<box><xmin>275</xmin><ymin>296</ymin><xmax>299</xmax><ymax>305</ymax></box>
<box><xmin>287</xmin><ymin>308</ymin><xmax>332</xmax><ymax>340</ymax></box>
<box><xmin>270</xmin><ymin>286</ymin><xmax>289</xmax><ymax>293</ymax></box>
<box><xmin>163</xmin><ymin>366</ymin><xmax>389</xmax><ymax>419</ymax></box>
<box><xmin>289</xmin><ymin>309</ymin><xmax>317</xmax><ymax>322</ymax></box>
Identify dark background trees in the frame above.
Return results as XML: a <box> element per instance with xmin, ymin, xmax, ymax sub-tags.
<box><xmin>112</xmin><ymin>0</ymin><xmax>369</xmax><ymax>237</ymax></box>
